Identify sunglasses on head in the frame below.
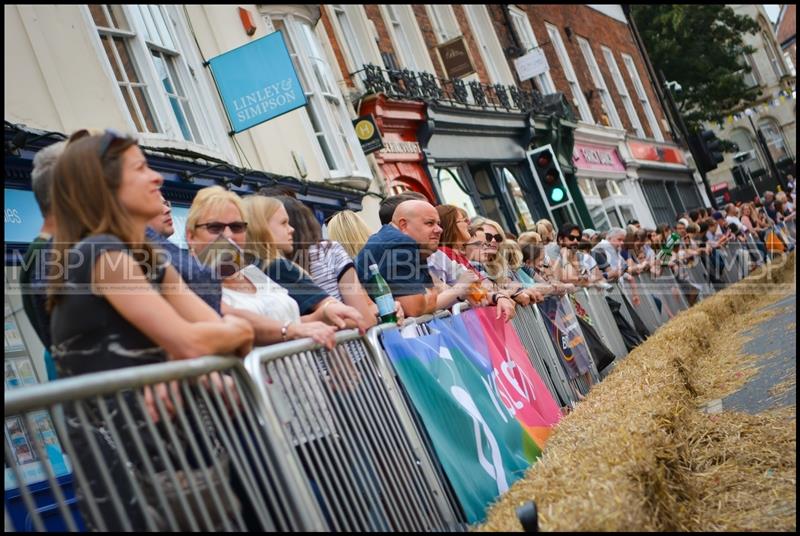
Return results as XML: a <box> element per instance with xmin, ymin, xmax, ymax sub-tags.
<box><xmin>485</xmin><ymin>233</ymin><xmax>503</xmax><ymax>244</ymax></box>
<box><xmin>93</xmin><ymin>129</ymin><xmax>129</xmax><ymax>159</ymax></box>
<box><xmin>195</xmin><ymin>221</ymin><xmax>248</xmax><ymax>234</ymax></box>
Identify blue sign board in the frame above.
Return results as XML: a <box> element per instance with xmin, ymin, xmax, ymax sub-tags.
<box><xmin>5</xmin><ymin>189</ymin><xmax>43</xmax><ymax>243</ymax></box>
<box><xmin>208</xmin><ymin>31</ymin><xmax>307</xmax><ymax>133</ymax></box>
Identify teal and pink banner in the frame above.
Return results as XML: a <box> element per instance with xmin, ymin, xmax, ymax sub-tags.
<box><xmin>381</xmin><ymin>308</ymin><xmax>560</xmax><ymax>523</ymax></box>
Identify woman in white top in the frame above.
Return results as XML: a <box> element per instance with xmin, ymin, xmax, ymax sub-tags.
<box><xmin>185</xmin><ymin>186</ymin><xmax>338</xmax><ymax>349</ymax></box>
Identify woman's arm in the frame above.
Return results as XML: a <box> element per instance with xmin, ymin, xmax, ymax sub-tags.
<box><xmin>159</xmin><ymin>264</ymin><xmax>220</xmax><ymax>322</ymax></box>
<box><xmin>337</xmin><ymin>266</ymin><xmax>378</xmax><ymax>330</ymax></box>
<box><xmin>95</xmin><ymin>251</ymin><xmax>253</xmax><ymax>360</ymax></box>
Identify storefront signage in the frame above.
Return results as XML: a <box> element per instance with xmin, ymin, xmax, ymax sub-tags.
<box><xmin>627</xmin><ymin>140</ymin><xmax>686</xmax><ymax>165</ymax></box>
<box><xmin>711</xmin><ymin>182</ymin><xmax>731</xmax><ymax>206</ymax></box>
<box><xmin>380</xmin><ymin>141</ymin><xmax>421</xmax><ymax>154</ymax></box>
<box><xmin>437</xmin><ymin>37</ymin><xmax>476</xmax><ymax>79</ymax></box>
<box><xmin>514</xmin><ymin>48</ymin><xmax>549</xmax><ymax>82</ymax></box>
<box><xmin>4</xmin><ymin>189</ymin><xmax>43</xmax><ymax>243</ymax></box>
<box><xmin>572</xmin><ymin>143</ymin><xmax>626</xmax><ymax>172</ymax></box>
<box><xmin>208</xmin><ymin>31</ymin><xmax>307</xmax><ymax>134</ymax></box>
<box><xmin>352</xmin><ymin>114</ymin><xmax>383</xmax><ymax>155</ymax></box>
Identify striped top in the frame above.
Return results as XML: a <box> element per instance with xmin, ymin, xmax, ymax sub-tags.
<box><xmin>308</xmin><ymin>241</ymin><xmax>354</xmax><ymax>302</ymax></box>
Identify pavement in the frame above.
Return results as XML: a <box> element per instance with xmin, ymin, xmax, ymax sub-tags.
<box><xmin>720</xmin><ymin>293</ymin><xmax>796</xmax><ymax>414</ymax></box>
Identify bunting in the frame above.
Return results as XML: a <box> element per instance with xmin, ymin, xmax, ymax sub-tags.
<box><xmin>716</xmin><ymin>89</ymin><xmax>795</xmax><ymax>130</ymax></box>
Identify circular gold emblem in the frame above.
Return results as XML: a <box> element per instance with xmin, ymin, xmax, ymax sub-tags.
<box><xmin>355</xmin><ymin>120</ymin><xmax>375</xmax><ymax>141</ymax></box>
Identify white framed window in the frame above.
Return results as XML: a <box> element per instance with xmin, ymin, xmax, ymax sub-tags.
<box><xmin>757</xmin><ymin>118</ymin><xmax>791</xmax><ymax>164</ymax></box>
<box><xmin>463</xmin><ymin>5</ymin><xmax>514</xmax><ymax>85</ymax></box>
<box><xmin>602</xmin><ymin>46</ymin><xmax>644</xmax><ymax>137</ymax></box>
<box><xmin>426</xmin><ymin>5</ymin><xmax>460</xmax><ymax>44</ymax></box>
<box><xmin>507</xmin><ymin>6</ymin><xmax>555</xmax><ymax>94</ymax></box>
<box><xmin>546</xmin><ymin>23</ymin><xmax>593</xmax><ymax>124</ymax></box>
<box><xmin>88</xmin><ymin>5</ymin><xmax>215</xmax><ymax>147</ymax></box>
<box><xmin>762</xmin><ymin>30</ymin><xmax>786</xmax><ymax>80</ymax></box>
<box><xmin>380</xmin><ymin>5</ymin><xmax>434</xmax><ymax>73</ymax></box>
<box><xmin>577</xmin><ymin>37</ymin><xmax>622</xmax><ymax>129</ymax></box>
<box><xmin>621</xmin><ymin>53</ymin><xmax>664</xmax><ymax>142</ymax></box>
<box><xmin>739</xmin><ymin>53</ymin><xmax>761</xmax><ymax>88</ymax></box>
<box><xmin>783</xmin><ymin>51</ymin><xmax>796</xmax><ymax>77</ymax></box>
<box><xmin>266</xmin><ymin>13</ymin><xmax>370</xmax><ymax>179</ymax></box>
<box><xmin>328</xmin><ymin>5</ymin><xmax>374</xmax><ymax>76</ymax></box>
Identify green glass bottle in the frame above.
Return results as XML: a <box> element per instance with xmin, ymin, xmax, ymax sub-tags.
<box><xmin>369</xmin><ymin>264</ymin><xmax>397</xmax><ymax>324</ymax></box>
<box><xmin>656</xmin><ymin>231</ymin><xmax>681</xmax><ymax>265</ymax></box>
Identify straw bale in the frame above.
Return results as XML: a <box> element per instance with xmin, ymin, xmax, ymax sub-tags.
<box><xmin>477</xmin><ymin>253</ymin><xmax>795</xmax><ymax>532</ymax></box>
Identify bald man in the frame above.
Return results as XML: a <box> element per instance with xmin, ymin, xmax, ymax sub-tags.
<box><xmin>356</xmin><ymin>200</ymin><xmax>470</xmax><ymax>317</ymax></box>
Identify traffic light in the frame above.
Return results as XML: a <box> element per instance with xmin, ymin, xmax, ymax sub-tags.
<box><xmin>528</xmin><ymin>145</ymin><xmax>571</xmax><ymax>208</ymax></box>
<box><xmin>689</xmin><ymin>129</ymin><xmax>725</xmax><ymax>173</ymax></box>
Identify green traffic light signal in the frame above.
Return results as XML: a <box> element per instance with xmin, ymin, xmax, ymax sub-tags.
<box><xmin>550</xmin><ymin>187</ymin><xmax>565</xmax><ymax>203</ymax></box>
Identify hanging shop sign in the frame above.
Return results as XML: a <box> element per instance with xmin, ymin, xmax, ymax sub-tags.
<box><xmin>572</xmin><ymin>143</ymin><xmax>626</xmax><ymax>173</ymax></box>
<box><xmin>352</xmin><ymin>114</ymin><xmax>384</xmax><ymax>155</ymax></box>
<box><xmin>437</xmin><ymin>37</ymin><xmax>476</xmax><ymax>79</ymax></box>
<box><xmin>627</xmin><ymin>140</ymin><xmax>686</xmax><ymax>165</ymax></box>
<box><xmin>514</xmin><ymin>48</ymin><xmax>549</xmax><ymax>82</ymax></box>
<box><xmin>208</xmin><ymin>31</ymin><xmax>307</xmax><ymax>134</ymax></box>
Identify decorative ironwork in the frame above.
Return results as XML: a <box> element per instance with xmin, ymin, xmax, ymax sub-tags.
<box><xmin>469</xmin><ymin>81</ymin><xmax>487</xmax><ymax>107</ymax></box>
<box><xmin>356</xmin><ymin>64</ymin><xmax>547</xmax><ymax>115</ymax></box>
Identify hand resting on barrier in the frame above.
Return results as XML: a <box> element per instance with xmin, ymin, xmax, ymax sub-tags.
<box><xmin>143</xmin><ymin>381</ymin><xmax>182</xmax><ymax>424</ymax></box>
<box><xmin>286</xmin><ymin>321</ymin><xmax>338</xmax><ymax>350</ymax></box>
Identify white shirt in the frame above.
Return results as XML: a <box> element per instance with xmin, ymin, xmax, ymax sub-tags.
<box><xmin>222</xmin><ymin>264</ymin><xmax>300</xmax><ymax>324</ymax></box>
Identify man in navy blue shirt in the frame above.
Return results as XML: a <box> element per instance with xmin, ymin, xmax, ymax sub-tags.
<box><xmin>356</xmin><ymin>200</ymin><xmax>471</xmax><ymax>317</ymax></box>
<box><xmin>145</xmin><ymin>195</ymin><xmax>222</xmax><ymax>314</ymax></box>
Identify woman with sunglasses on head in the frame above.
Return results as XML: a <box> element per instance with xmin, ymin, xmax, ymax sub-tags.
<box><xmin>48</xmin><ymin>132</ymin><xmax>255</xmax><ymax>531</ymax></box>
<box><xmin>239</xmin><ymin>195</ymin><xmax>364</xmax><ymax>333</ymax></box>
<box><xmin>271</xmin><ymin>195</ymin><xmax>381</xmax><ymax>331</ymax></box>
<box><xmin>471</xmin><ymin>217</ymin><xmax>542</xmax><ymax>306</ymax></box>
<box><xmin>186</xmin><ymin>186</ymin><xmax>340</xmax><ymax>349</ymax></box>
<box><xmin>428</xmin><ymin>205</ymin><xmax>516</xmax><ymax>320</ymax></box>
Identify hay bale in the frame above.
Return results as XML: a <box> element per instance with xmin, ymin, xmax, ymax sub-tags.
<box><xmin>477</xmin><ymin>253</ymin><xmax>795</xmax><ymax>532</ymax></box>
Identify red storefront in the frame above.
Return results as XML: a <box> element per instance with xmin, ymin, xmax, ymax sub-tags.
<box><xmin>358</xmin><ymin>94</ymin><xmax>436</xmax><ymax>202</ymax></box>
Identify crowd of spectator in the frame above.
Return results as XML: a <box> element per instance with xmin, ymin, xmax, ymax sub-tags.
<box><xmin>15</xmin><ymin>128</ymin><xmax>797</xmax><ymax>530</ymax></box>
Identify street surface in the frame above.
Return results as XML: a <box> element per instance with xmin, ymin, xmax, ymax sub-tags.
<box><xmin>723</xmin><ymin>294</ymin><xmax>796</xmax><ymax>413</ymax></box>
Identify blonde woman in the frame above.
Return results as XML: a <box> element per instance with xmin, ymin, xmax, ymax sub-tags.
<box><xmin>471</xmin><ymin>216</ymin><xmax>543</xmax><ymax>305</ymax></box>
<box><xmin>240</xmin><ymin>194</ymin><xmax>363</xmax><ymax>329</ymax></box>
<box><xmin>186</xmin><ymin>186</ymin><xmax>341</xmax><ymax>349</ymax></box>
<box><xmin>327</xmin><ymin>209</ymin><xmax>372</xmax><ymax>259</ymax></box>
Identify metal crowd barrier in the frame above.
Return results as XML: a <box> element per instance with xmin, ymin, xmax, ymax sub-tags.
<box><xmin>511</xmin><ymin>303</ymin><xmax>581</xmax><ymax>407</ymax></box>
<box><xmin>574</xmin><ymin>287</ymin><xmax>628</xmax><ymax>361</ymax></box>
<box><xmin>5</xmin><ymin>357</ymin><xmax>322</xmax><ymax>532</ymax></box>
<box><xmin>719</xmin><ymin>242</ymin><xmax>743</xmax><ymax>284</ymax></box>
<box><xmin>605</xmin><ymin>282</ymin><xmax>639</xmax><ymax>335</ymax></box>
<box><xmin>616</xmin><ymin>277</ymin><xmax>661</xmax><ymax>336</ymax></box>
<box><xmin>649</xmin><ymin>269</ymin><xmax>689</xmax><ymax>318</ymax></box>
<box><xmin>245</xmin><ymin>330</ymin><xmax>464</xmax><ymax>532</ymax></box>
<box><xmin>684</xmin><ymin>257</ymin><xmax>714</xmax><ymax>300</ymax></box>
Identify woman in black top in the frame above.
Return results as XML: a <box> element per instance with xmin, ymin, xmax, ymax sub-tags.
<box><xmin>48</xmin><ymin>131</ymin><xmax>254</xmax><ymax>530</ymax></box>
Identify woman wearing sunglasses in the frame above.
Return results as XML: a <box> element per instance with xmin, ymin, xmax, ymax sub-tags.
<box><xmin>186</xmin><ymin>186</ymin><xmax>342</xmax><ymax>349</ymax></box>
<box><xmin>471</xmin><ymin>217</ymin><xmax>542</xmax><ymax>306</ymax></box>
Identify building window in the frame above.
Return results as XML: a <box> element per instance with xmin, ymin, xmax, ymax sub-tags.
<box><xmin>330</xmin><ymin>5</ymin><xmax>370</xmax><ymax>75</ymax></box>
<box><xmin>546</xmin><ymin>24</ymin><xmax>594</xmax><ymax>124</ymax></box>
<box><xmin>507</xmin><ymin>6</ymin><xmax>555</xmax><ymax>94</ymax></box>
<box><xmin>757</xmin><ymin>118</ymin><xmax>791</xmax><ymax>164</ymax></box>
<box><xmin>783</xmin><ymin>51</ymin><xmax>796</xmax><ymax>77</ymax></box>
<box><xmin>463</xmin><ymin>6</ymin><xmax>514</xmax><ymax>85</ymax></box>
<box><xmin>577</xmin><ymin>37</ymin><xmax>622</xmax><ymax>129</ymax></box>
<box><xmin>762</xmin><ymin>30</ymin><xmax>786</xmax><ymax>80</ymax></box>
<box><xmin>89</xmin><ymin>5</ymin><xmax>208</xmax><ymax>144</ymax></box>
<box><xmin>268</xmin><ymin>14</ymin><xmax>369</xmax><ymax>178</ymax></box>
<box><xmin>426</xmin><ymin>5</ymin><xmax>460</xmax><ymax>43</ymax></box>
<box><xmin>381</xmin><ymin>5</ymin><xmax>430</xmax><ymax>73</ymax></box>
<box><xmin>602</xmin><ymin>47</ymin><xmax>644</xmax><ymax>138</ymax></box>
<box><xmin>621</xmin><ymin>53</ymin><xmax>664</xmax><ymax>142</ymax></box>
<box><xmin>739</xmin><ymin>53</ymin><xmax>761</xmax><ymax>88</ymax></box>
